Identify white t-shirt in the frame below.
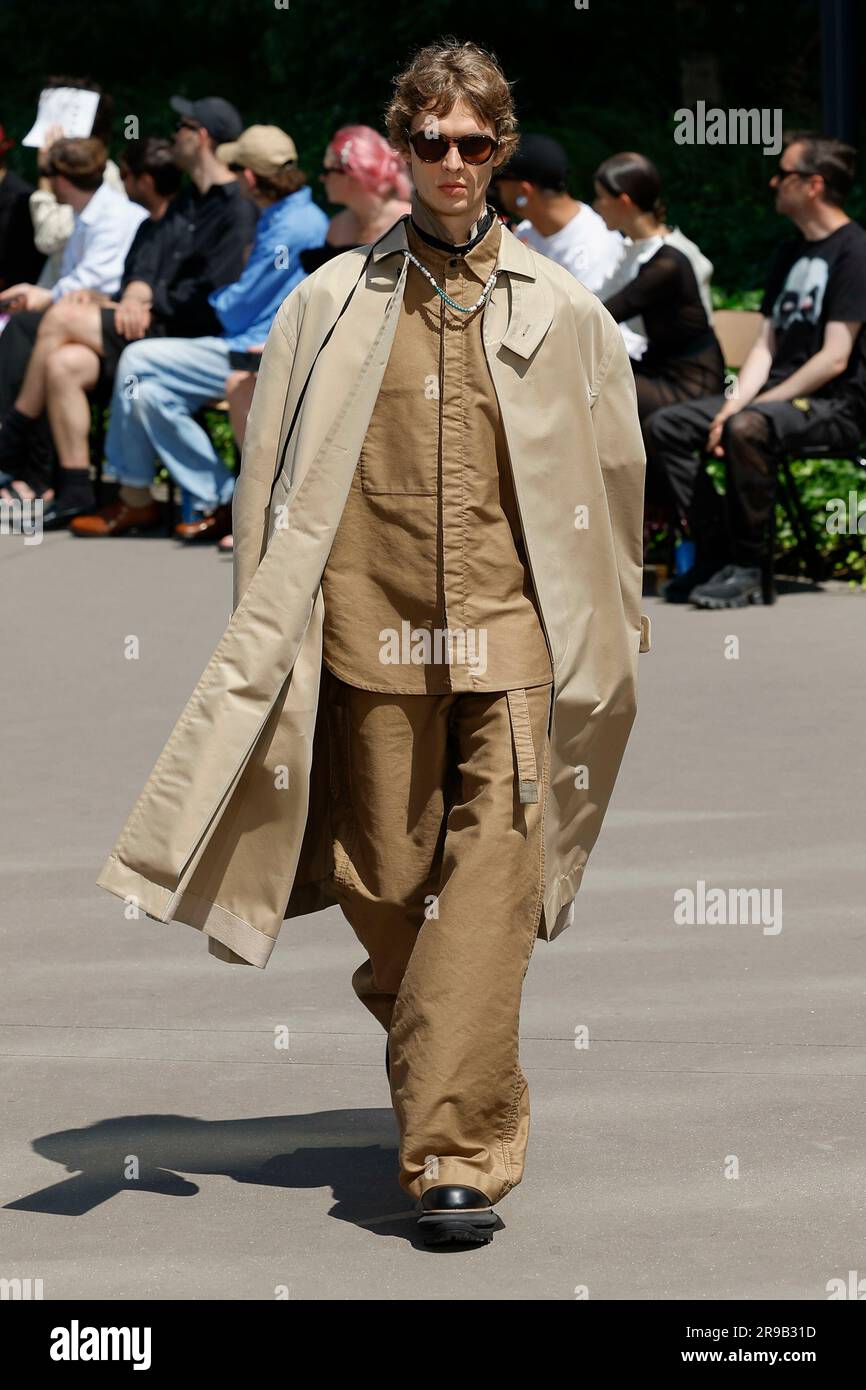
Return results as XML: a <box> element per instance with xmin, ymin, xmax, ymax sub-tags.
<box><xmin>514</xmin><ymin>203</ymin><xmax>623</xmax><ymax>295</ymax></box>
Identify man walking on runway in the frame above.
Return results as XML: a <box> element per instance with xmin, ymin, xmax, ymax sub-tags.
<box><xmin>97</xmin><ymin>38</ymin><xmax>649</xmax><ymax>1249</ymax></box>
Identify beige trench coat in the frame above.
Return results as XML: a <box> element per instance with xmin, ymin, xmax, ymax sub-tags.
<box><xmin>96</xmin><ymin>214</ymin><xmax>651</xmax><ymax>968</ymax></box>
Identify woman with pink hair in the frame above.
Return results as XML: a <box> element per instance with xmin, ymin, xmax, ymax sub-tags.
<box><xmin>217</xmin><ymin>126</ymin><xmax>411</xmax><ymax>554</ymax></box>
<box><xmin>300</xmin><ymin>124</ymin><xmax>412</xmax><ymax>272</ymax></box>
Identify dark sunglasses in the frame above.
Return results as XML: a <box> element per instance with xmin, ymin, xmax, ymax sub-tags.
<box><xmin>321</xmin><ymin>164</ymin><xmax>344</xmax><ymax>176</ymax></box>
<box><xmin>774</xmin><ymin>163</ymin><xmax>815</xmax><ymax>182</ymax></box>
<box><xmin>406</xmin><ymin>128</ymin><xmax>500</xmax><ymax>165</ymax></box>
<box><xmin>174</xmin><ymin>117</ymin><xmax>202</xmax><ymax>134</ymax></box>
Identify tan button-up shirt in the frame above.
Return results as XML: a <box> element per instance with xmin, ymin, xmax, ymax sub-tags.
<box><xmin>321</xmin><ymin>207</ymin><xmax>553</xmax><ymax>694</ymax></box>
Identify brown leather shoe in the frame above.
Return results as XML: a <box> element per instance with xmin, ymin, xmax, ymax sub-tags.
<box><xmin>174</xmin><ymin>503</ymin><xmax>232</xmax><ymax>544</ymax></box>
<box><xmin>70</xmin><ymin>498</ymin><xmax>161</xmax><ymax>537</ymax></box>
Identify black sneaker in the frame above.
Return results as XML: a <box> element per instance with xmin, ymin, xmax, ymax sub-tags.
<box><xmin>689</xmin><ymin>564</ymin><xmax>764</xmax><ymax>609</ymax></box>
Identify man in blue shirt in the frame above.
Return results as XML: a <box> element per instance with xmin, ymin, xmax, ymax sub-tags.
<box><xmin>73</xmin><ymin>126</ymin><xmax>327</xmax><ymax>540</ymax></box>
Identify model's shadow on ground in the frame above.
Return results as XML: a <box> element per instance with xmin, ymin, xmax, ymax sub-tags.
<box><xmin>4</xmin><ymin>1110</ymin><xmax>435</xmax><ymax>1243</ymax></box>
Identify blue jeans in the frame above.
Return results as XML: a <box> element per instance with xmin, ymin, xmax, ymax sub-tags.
<box><xmin>105</xmin><ymin>337</ymin><xmax>235</xmax><ymax>514</ymax></box>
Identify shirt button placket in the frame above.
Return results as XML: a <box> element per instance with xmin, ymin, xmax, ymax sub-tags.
<box><xmin>443</xmin><ymin>253</ymin><xmax>467</xmax><ymax>684</ymax></box>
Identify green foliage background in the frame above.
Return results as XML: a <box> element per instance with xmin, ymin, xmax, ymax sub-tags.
<box><xmin>4</xmin><ymin>0</ymin><xmax>864</xmax><ymax>579</ymax></box>
<box><xmin>4</xmin><ymin>0</ymin><xmax>864</xmax><ymax>291</ymax></box>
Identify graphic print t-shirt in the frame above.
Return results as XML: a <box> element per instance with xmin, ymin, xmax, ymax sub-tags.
<box><xmin>760</xmin><ymin>220</ymin><xmax>866</xmax><ymax>426</ymax></box>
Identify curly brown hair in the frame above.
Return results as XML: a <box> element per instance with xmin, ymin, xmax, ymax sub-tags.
<box><xmin>384</xmin><ymin>37</ymin><xmax>519</xmax><ymax>163</ymax></box>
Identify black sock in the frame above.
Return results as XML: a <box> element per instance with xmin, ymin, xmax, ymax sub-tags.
<box><xmin>0</xmin><ymin>407</ymin><xmax>37</xmax><ymax>465</ymax></box>
<box><xmin>56</xmin><ymin>470</ymin><xmax>95</xmax><ymax>510</ymax></box>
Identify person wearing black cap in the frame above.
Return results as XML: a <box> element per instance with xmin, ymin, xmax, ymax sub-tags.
<box><xmin>492</xmin><ymin>133</ymin><xmax>621</xmax><ymax>294</ymax></box>
<box><xmin>68</xmin><ymin>123</ymin><xmax>326</xmax><ymax>541</ymax></box>
<box><xmin>169</xmin><ymin>96</ymin><xmax>245</xmax><ymax>152</ymax></box>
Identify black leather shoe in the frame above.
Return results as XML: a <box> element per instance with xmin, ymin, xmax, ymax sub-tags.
<box><xmin>41</xmin><ymin>498</ymin><xmax>96</xmax><ymax>531</ymax></box>
<box><xmin>416</xmin><ymin>1185</ymin><xmax>498</xmax><ymax>1246</ymax></box>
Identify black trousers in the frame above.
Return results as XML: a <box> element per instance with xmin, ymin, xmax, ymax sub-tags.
<box><xmin>645</xmin><ymin>393</ymin><xmax>863</xmax><ymax>567</ymax></box>
<box><xmin>632</xmin><ymin>344</ymin><xmax>726</xmax><ymax>515</ymax></box>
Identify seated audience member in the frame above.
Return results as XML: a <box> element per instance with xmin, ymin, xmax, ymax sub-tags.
<box><xmin>0</xmin><ymin>96</ymin><xmax>257</xmax><ymax>511</ymax></box>
<box><xmin>593</xmin><ymin>151</ymin><xmax>724</xmax><ymax>423</ymax></box>
<box><xmin>67</xmin><ymin>125</ymin><xmax>327</xmax><ymax>540</ymax></box>
<box><xmin>0</xmin><ymin>123</ymin><xmax>44</xmax><ymax>290</ymax></box>
<box><xmin>0</xmin><ymin>139</ymin><xmax>179</xmax><ymax>506</ymax></box>
<box><xmin>645</xmin><ymin>132</ymin><xmax>866</xmax><ymax>609</ymax></box>
<box><xmin>491</xmin><ymin>134</ymin><xmax>622</xmax><ymax>293</ymax></box>
<box><xmin>1</xmin><ymin>137</ymin><xmax>147</xmax><ymax>314</ymax></box>
<box><xmin>29</xmin><ymin>79</ymin><xmax>125</xmax><ymax>291</ymax></box>
<box><xmin>214</xmin><ymin>125</ymin><xmax>409</xmax><ymax>556</ymax></box>
<box><xmin>0</xmin><ymin>137</ymin><xmax>147</xmax><ymax>500</ymax></box>
<box><xmin>300</xmin><ymin>124</ymin><xmax>411</xmax><ymax>273</ymax></box>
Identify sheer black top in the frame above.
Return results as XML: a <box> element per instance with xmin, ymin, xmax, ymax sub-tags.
<box><xmin>602</xmin><ymin>244</ymin><xmax>717</xmax><ymax>366</ymax></box>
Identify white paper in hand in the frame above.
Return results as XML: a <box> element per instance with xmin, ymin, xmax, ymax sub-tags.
<box><xmin>23</xmin><ymin>88</ymin><xmax>100</xmax><ymax>148</ymax></box>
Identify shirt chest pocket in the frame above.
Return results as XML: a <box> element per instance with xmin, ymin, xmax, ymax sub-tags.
<box><xmin>358</xmin><ymin>371</ymin><xmax>440</xmax><ymax>496</ymax></box>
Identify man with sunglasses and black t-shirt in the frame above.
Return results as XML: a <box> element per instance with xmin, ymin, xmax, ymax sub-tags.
<box><xmin>646</xmin><ymin>131</ymin><xmax>866</xmax><ymax>607</ymax></box>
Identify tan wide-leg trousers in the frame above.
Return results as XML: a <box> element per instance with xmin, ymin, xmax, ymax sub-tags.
<box><xmin>325</xmin><ymin>672</ymin><xmax>553</xmax><ymax>1205</ymax></box>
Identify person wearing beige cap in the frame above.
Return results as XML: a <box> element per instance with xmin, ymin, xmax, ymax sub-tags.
<box><xmin>207</xmin><ymin>126</ymin><xmax>304</xmax><ymax>552</ymax></box>
<box><xmin>216</xmin><ymin>124</ymin><xmax>299</xmax><ymax>178</ymax></box>
<box><xmin>70</xmin><ymin>124</ymin><xmax>327</xmax><ymax>542</ymax></box>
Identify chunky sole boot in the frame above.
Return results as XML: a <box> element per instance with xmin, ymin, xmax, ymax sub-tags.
<box><xmin>690</xmin><ymin>564</ymin><xmax>764</xmax><ymax>609</ymax></box>
<box><xmin>416</xmin><ymin>1186</ymin><xmax>498</xmax><ymax>1246</ymax></box>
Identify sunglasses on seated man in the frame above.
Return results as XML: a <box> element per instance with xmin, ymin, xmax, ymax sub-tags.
<box><xmin>774</xmin><ymin>162</ymin><xmax>817</xmax><ymax>181</ymax></box>
<box><xmin>405</xmin><ymin>128</ymin><xmax>501</xmax><ymax>165</ymax></box>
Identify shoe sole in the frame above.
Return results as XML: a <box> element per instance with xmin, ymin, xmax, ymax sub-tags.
<box><xmin>691</xmin><ymin>589</ymin><xmax>764</xmax><ymax>609</ymax></box>
<box><xmin>175</xmin><ymin>532</ymin><xmax>230</xmax><ymax>544</ymax></box>
<box><xmin>416</xmin><ymin>1208</ymin><xmax>497</xmax><ymax>1246</ymax></box>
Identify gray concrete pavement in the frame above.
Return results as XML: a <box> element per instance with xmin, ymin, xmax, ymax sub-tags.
<box><xmin>2</xmin><ymin>527</ymin><xmax>865</xmax><ymax>1299</ymax></box>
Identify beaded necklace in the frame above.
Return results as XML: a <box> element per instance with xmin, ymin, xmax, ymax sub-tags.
<box><xmin>401</xmin><ymin>247</ymin><xmax>499</xmax><ymax>316</ymax></box>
